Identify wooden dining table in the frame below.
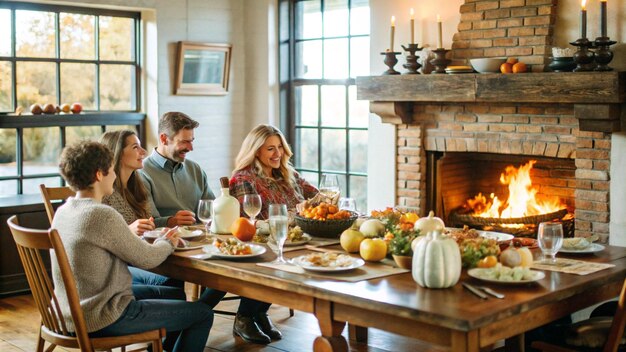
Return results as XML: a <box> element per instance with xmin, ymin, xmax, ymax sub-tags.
<box><xmin>151</xmin><ymin>242</ymin><xmax>626</xmax><ymax>352</ymax></box>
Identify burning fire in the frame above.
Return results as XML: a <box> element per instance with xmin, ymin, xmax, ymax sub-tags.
<box><xmin>465</xmin><ymin>160</ymin><xmax>566</xmax><ymax>219</ymax></box>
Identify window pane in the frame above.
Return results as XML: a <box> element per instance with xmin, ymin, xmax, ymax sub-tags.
<box><xmin>16</xmin><ymin>10</ymin><xmax>56</xmax><ymax>58</ymax></box>
<box><xmin>60</xmin><ymin>63</ymin><xmax>96</xmax><ymax>109</ymax></box>
<box><xmin>105</xmin><ymin>125</ymin><xmax>137</xmax><ymax>132</ymax></box>
<box><xmin>23</xmin><ymin>127</ymin><xmax>60</xmax><ymax>175</ymax></box>
<box><xmin>348</xmin><ymin>85</ymin><xmax>368</xmax><ymax>128</ymax></box>
<box><xmin>299</xmin><ymin>171</ymin><xmax>318</xmax><ymax>189</ymax></box>
<box><xmin>60</xmin><ymin>13</ymin><xmax>95</xmax><ymax>60</ymax></box>
<box><xmin>350</xmin><ymin>36</ymin><xmax>369</xmax><ymax>78</ymax></box>
<box><xmin>0</xmin><ymin>10</ymin><xmax>11</xmax><ymax>56</ymax></box>
<box><xmin>349</xmin><ymin>175</ymin><xmax>367</xmax><ymax>213</ymax></box>
<box><xmin>24</xmin><ymin>177</ymin><xmax>62</xmax><ymax>194</ymax></box>
<box><xmin>321</xmin><ymin>85</ymin><xmax>345</xmax><ymax>127</ymax></box>
<box><xmin>0</xmin><ymin>180</ymin><xmax>18</xmax><ymax>197</ymax></box>
<box><xmin>0</xmin><ymin>61</ymin><xmax>12</xmax><ymax>111</ymax></box>
<box><xmin>296</xmin><ymin>85</ymin><xmax>318</xmax><ymax>126</ymax></box>
<box><xmin>0</xmin><ymin>129</ymin><xmax>17</xmax><ymax>175</ymax></box>
<box><xmin>99</xmin><ymin>16</ymin><xmax>134</xmax><ymax>61</ymax></box>
<box><xmin>324</xmin><ymin>0</ymin><xmax>348</xmax><ymax>38</ymax></box>
<box><xmin>100</xmin><ymin>64</ymin><xmax>133</xmax><ymax>110</ymax></box>
<box><xmin>321</xmin><ymin>129</ymin><xmax>346</xmax><ymax>172</ymax></box>
<box><xmin>66</xmin><ymin>126</ymin><xmax>103</xmax><ymax>144</ymax></box>
<box><xmin>296</xmin><ymin>128</ymin><xmax>318</xmax><ymax>170</ymax></box>
<box><xmin>323</xmin><ymin>38</ymin><xmax>348</xmax><ymax>79</ymax></box>
<box><xmin>295</xmin><ymin>40</ymin><xmax>322</xmax><ymax>79</ymax></box>
<box><xmin>16</xmin><ymin>62</ymin><xmax>57</xmax><ymax>109</ymax></box>
<box><xmin>349</xmin><ymin>130</ymin><xmax>368</xmax><ymax>173</ymax></box>
<box><xmin>350</xmin><ymin>0</ymin><xmax>370</xmax><ymax>35</ymax></box>
<box><xmin>279</xmin><ymin>1</ymin><xmax>290</xmax><ymax>41</ymax></box>
<box><xmin>295</xmin><ymin>0</ymin><xmax>321</xmax><ymax>40</ymax></box>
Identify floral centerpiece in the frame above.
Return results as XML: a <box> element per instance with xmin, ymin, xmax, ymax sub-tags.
<box><xmin>370</xmin><ymin>207</ymin><xmax>422</xmax><ymax>268</ymax></box>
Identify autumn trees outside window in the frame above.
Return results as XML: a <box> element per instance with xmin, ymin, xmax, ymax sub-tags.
<box><xmin>0</xmin><ymin>2</ymin><xmax>141</xmax><ymax>196</ymax></box>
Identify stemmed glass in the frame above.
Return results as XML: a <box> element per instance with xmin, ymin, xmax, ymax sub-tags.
<box><xmin>338</xmin><ymin>197</ymin><xmax>357</xmax><ymax>212</ymax></box>
<box><xmin>319</xmin><ymin>174</ymin><xmax>340</xmax><ymax>199</ymax></box>
<box><xmin>243</xmin><ymin>194</ymin><xmax>262</xmax><ymax>222</ymax></box>
<box><xmin>268</xmin><ymin>204</ymin><xmax>289</xmax><ymax>264</ymax></box>
<box><xmin>197</xmin><ymin>199</ymin><xmax>213</xmax><ymax>234</ymax></box>
<box><xmin>538</xmin><ymin>221</ymin><xmax>564</xmax><ymax>263</ymax></box>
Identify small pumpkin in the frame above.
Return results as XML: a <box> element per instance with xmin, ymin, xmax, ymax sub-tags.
<box><xmin>412</xmin><ymin>230</ymin><xmax>461</xmax><ymax>289</ymax></box>
<box><xmin>413</xmin><ymin>210</ymin><xmax>445</xmax><ymax>233</ymax></box>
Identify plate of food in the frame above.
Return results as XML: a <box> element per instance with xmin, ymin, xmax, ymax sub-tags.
<box><xmin>284</xmin><ymin>226</ymin><xmax>311</xmax><ymax>246</ymax></box>
<box><xmin>468</xmin><ymin>264</ymin><xmax>545</xmax><ymax>285</ymax></box>
<box><xmin>291</xmin><ymin>252</ymin><xmax>365</xmax><ymax>272</ymax></box>
<box><xmin>202</xmin><ymin>238</ymin><xmax>266</xmax><ymax>259</ymax></box>
<box><xmin>445</xmin><ymin>227</ymin><xmax>513</xmax><ymax>242</ymax></box>
<box><xmin>560</xmin><ymin>237</ymin><xmax>604</xmax><ymax>254</ymax></box>
<box><xmin>143</xmin><ymin>227</ymin><xmax>204</xmax><ymax>240</ymax></box>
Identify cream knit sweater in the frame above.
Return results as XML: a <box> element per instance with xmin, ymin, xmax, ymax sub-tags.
<box><xmin>51</xmin><ymin>197</ymin><xmax>174</xmax><ymax>332</ymax></box>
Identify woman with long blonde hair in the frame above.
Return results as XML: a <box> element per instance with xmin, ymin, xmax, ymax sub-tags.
<box><xmin>231</xmin><ymin>124</ymin><xmax>318</xmax><ymax>219</ymax></box>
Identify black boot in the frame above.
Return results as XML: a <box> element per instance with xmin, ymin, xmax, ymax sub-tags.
<box><xmin>254</xmin><ymin>313</ymin><xmax>283</xmax><ymax>340</ymax></box>
<box><xmin>233</xmin><ymin>313</ymin><xmax>271</xmax><ymax>344</ymax></box>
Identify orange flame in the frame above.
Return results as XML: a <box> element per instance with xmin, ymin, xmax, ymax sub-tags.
<box><xmin>467</xmin><ymin>160</ymin><xmax>565</xmax><ymax>218</ymax></box>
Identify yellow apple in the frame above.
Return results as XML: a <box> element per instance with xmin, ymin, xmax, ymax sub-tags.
<box><xmin>340</xmin><ymin>229</ymin><xmax>365</xmax><ymax>253</ymax></box>
<box><xmin>359</xmin><ymin>238</ymin><xmax>387</xmax><ymax>262</ymax></box>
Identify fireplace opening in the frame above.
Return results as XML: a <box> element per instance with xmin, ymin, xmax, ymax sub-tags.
<box><xmin>428</xmin><ymin>152</ymin><xmax>576</xmax><ymax>237</ymax></box>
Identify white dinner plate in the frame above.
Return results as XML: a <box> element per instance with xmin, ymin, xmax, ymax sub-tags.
<box><xmin>444</xmin><ymin>227</ymin><xmax>514</xmax><ymax>242</ymax></box>
<box><xmin>559</xmin><ymin>243</ymin><xmax>605</xmax><ymax>254</ymax></box>
<box><xmin>284</xmin><ymin>233</ymin><xmax>312</xmax><ymax>247</ymax></box>
<box><xmin>467</xmin><ymin>268</ymin><xmax>545</xmax><ymax>285</ymax></box>
<box><xmin>290</xmin><ymin>255</ymin><xmax>365</xmax><ymax>272</ymax></box>
<box><xmin>202</xmin><ymin>243</ymin><xmax>266</xmax><ymax>259</ymax></box>
<box><xmin>143</xmin><ymin>227</ymin><xmax>204</xmax><ymax>240</ymax></box>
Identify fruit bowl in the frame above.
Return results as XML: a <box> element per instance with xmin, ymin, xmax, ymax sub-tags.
<box><xmin>469</xmin><ymin>58</ymin><xmax>506</xmax><ymax>73</ymax></box>
<box><xmin>294</xmin><ymin>212</ymin><xmax>358</xmax><ymax>238</ymax></box>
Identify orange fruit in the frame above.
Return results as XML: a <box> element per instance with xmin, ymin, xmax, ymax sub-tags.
<box><xmin>500</xmin><ymin>62</ymin><xmax>513</xmax><ymax>74</ymax></box>
<box><xmin>506</xmin><ymin>57</ymin><xmax>518</xmax><ymax>64</ymax></box>
<box><xmin>230</xmin><ymin>217</ymin><xmax>256</xmax><ymax>242</ymax></box>
<box><xmin>512</xmin><ymin>62</ymin><xmax>527</xmax><ymax>73</ymax></box>
<box><xmin>477</xmin><ymin>255</ymin><xmax>498</xmax><ymax>268</ymax></box>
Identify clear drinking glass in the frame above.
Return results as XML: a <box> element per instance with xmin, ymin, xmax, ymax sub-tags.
<box><xmin>319</xmin><ymin>174</ymin><xmax>340</xmax><ymax>198</ymax></box>
<box><xmin>197</xmin><ymin>199</ymin><xmax>213</xmax><ymax>233</ymax></box>
<box><xmin>338</xmin><ymin>197</ymin><xmax>357</xmax><ymax>212</ymax></box>
<box><xmin>243</xmin><ymin>194</ymin><xmax>262</xmax><ymax>222</ymax></box>
<box><xmin>268</xmin><ymin>204</ymin><xmax>289</xmax><ymax>264</ymax></box>
<box><xmin>538</xmin><ymin>222</ymin><xmax>564</xmax><ymax>263</ymax></box>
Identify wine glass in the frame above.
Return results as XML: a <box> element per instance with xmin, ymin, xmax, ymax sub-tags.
<box><xmin>268</xmin><ymin>204</ymin><xmax>289</xmax><ymax>264</ymax></box>
<box><xmin>319</xmin><ymin>174</ymin><xmax>340</xmax><ymax>198</ymax></box>
<box><xmin>243</xmin><ymin>194</ymin><xmax>262</xmax><ymax>222</ymax></box>
<box><xmin>197</xmin><ymin>199</ymin><xmax>213</xmax><ymax>234</ymax></box>
<box><xmin>538</xmin><ymin>222</ymin><xmax>564</xmax><ymax>263</ymax></box>
<box><xmin>338</xmin><ymin>197</ymin><xmax>357</xmax><ymax>212</ymax></box>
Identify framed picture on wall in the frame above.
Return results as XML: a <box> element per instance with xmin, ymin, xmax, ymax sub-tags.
<box><xmin>175</xmin><ymin>41</ymin><xmax>232</xmax><ymax>95</ymax></box>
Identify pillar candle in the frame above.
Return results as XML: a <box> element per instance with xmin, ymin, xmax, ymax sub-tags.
<box><xmin>581</xmin><ymin>0</ymin><xmax>587</xmax><ymax>39</ymax></box>
<box><xmin>437</xmin><ymin>15</ymin><xmax>443</xmax><ymax>49</ymax></box>
<box><xmin>390</xmin><ymin>16</ymin><xmax>395</xmax><ymax>51</ymax></box>
<box><xmin>600</xmin><ymin>0</ymin><xmax>607</xmax><ymax>38</ymax></box>
<box><xmin>410</xmin><ymin>8</ymin><xmax>415</xmax><ymax>44</ymax></box>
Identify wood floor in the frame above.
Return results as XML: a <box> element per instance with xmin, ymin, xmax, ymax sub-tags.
<box><xmin>0</xmin><ymin>293</ymin><xmax>445</xmax><ymax>352</ymax></box>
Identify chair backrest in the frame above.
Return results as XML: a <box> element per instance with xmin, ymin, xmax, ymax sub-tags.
<box><xmin>7</xmin><ymin>215</ymin><xmax>94</xmax><ymax>351</ymax></box>
<box><xmin>39</xmin><ymin>184</ymin><xmax>75</xmax><ymax>224</ymax></box>
<box><xmin>604</xmin><ymin>278</ymin><xmax>626</xmax><ymax>352</ymax></box>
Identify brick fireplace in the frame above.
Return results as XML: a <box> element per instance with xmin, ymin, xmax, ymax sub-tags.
<box><xmin>357</xmin><ymin>72</ymin><xmax>625</xmax><ymax>243</ymax></box>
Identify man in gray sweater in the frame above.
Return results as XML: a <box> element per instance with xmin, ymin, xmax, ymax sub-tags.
<box><xmin>53</xmin><ymin>141</ymin><xmax>213</xmax><ymax>351</ymax></box>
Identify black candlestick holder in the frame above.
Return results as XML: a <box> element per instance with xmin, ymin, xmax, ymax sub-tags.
<box><xmin>570</xmin><ymin>38</ymin><xmax>595</xmax><ymax>72</ymax></box>
<box><xmin>430</xmin><ymin>48</ymin><xmax>451</xmax><ymax>74</ymax></box>
<box><xmin>380</xmin><ymin>51</ymin><xmax>401</xmax><ymax>75</ymax></box>
<box><xmin>401</xmin><ymin>44</ymin><xmax>423</xmax><ymax>74</ymax></box>
<box><xmin>594</xmin><ymin>37</ymin><xmax>616</xmax><ymax>71</ymax></box>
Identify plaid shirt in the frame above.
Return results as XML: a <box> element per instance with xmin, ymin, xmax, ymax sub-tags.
<box><xmin>229</xmin><ymin>166</ymin><xmax>318</xmax><ymax>220</ymax></box>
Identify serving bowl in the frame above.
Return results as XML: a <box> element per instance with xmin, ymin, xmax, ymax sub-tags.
<box><xmin>294</xmin><ymin>212</ymin><xmax>358</xmax><ymax>238</ymax></box>
<box><xmin>470</xmin><ymin>58</ymin><xmax>506</xmax><ymax>73</ymax></box>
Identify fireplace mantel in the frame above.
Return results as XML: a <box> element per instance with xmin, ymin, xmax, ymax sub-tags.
<box><xmin>357</xmin><ymin>72</ymin><xmax>626</xmax><ymax>132</ymax></box>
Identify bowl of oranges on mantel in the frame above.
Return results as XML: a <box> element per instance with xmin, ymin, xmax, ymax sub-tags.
<box><xmin>469</xmin><ymin>57</ymin><xmax>528</xmax><ymax>74</ymax></box>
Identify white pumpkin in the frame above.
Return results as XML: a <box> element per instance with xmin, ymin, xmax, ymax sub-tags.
<box><xmin>412</xmin><ymin>230</ymin><xmax>461</xmax><ymax>289</ymax></box>
<box><xmin>413</xmin><ymin>211</ymin><xmax>445</xmax><ymax>234</ymax></box>
<box><xmin>359</xmin><ymin>219</ymin><xmax>385</xmax><ymax>238</ymax></box>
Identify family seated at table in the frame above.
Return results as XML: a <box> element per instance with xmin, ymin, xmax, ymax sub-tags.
<box><xmin>96</xmin><ymin>112</ymin><xmax>318</xmax><ymax>345</ymax></box>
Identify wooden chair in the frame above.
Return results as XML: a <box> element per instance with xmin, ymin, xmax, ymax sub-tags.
<box><xmin>39</xmin><ymin>184</ymin><xmax>75</xmax><ymax>225</ymax></box>
<box><xmin>531</xmin><ymin>277</ymin><xmax>626</xmax><ymax>352</ymax></box>
<box><xmin>7</xmin><ymin>215</ymin><xmax>165</xmax><ymax>352</ymax></box>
